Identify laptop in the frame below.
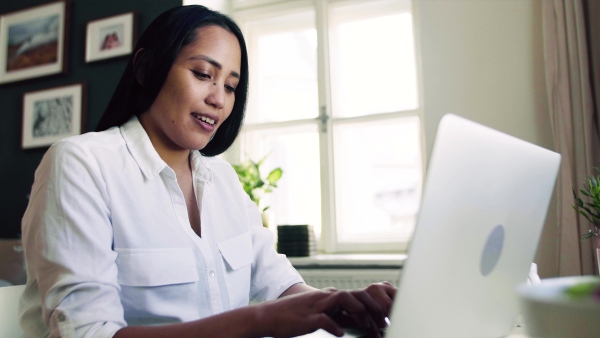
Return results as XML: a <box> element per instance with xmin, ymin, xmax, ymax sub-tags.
<box><xmin>303</xmin><ymin>114</ymin><xmax>561</xmax><ymax>338</ymax></box>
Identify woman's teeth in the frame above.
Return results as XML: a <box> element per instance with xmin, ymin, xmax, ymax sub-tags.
<box><xmin>200</xmin><ymin>116</ymin><xmax>215</xmax><ymax>125</ymax></box>
<box><xmin>194</xmin><ymin>114</ymin><xmax>215</xmax><ymax>125</ymax></box>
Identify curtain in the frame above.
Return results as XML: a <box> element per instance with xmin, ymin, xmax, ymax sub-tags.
<box><xmin>584</xmin><ymin>2</ymin><xmax>600</xmax><ymax>138</ymax></box>
<box><xmin>543</xmin><ymin>0</ymin><xmax>600</xmax><ymax>276</ymax></box>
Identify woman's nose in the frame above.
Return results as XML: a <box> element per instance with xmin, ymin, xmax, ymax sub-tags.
<box><xmin>206</xmin><ymin>82</ymin><xmax>225</xmax><ymax>109</ymax></box>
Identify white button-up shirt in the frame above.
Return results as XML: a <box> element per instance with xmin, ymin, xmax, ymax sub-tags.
<box><xmin>20</xmin><ymin>117</ymin><xmax>304</xmax><ymax>338</ymax></box>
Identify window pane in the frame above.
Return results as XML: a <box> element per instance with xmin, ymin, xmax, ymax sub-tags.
<box><xmin>329</xmin><ymin>0</ymin><xmax>418</xmax><ymax>118</ymax></box>
<box><xmin>243</xmin><ymin>125</ymin><xmax>322</xmax><ymax>236</ymax></box>
<box><xmin>245</xmin><ymin>10</ymin><xmax>318</xmax><ymax>123</ymax></box>
<box><xmin>333</xmin><ymin>117</ymin><xmax>422</xmax><ymax>242</ymax></box>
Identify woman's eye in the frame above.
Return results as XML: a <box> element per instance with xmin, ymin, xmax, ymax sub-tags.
<box><xmin>193</xmin><ymin>71</ymin><xmax>211</xmax><ymax>80</ymax></box>
<box><xmin>225</xmin><ymin>85</ymin><xmax>236</xmax><ymax>93</ymax></box>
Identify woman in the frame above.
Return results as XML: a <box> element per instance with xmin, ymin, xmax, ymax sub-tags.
<box><xmin>20</xmin><ymin>5</ymin><xmax>395</xmax><ymax>338</ymax></box>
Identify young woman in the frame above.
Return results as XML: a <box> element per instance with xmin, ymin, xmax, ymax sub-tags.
<box><xmin>19</xmin><ymin>5</ymin><xmax>395</xmax><ymax>338</ymax></box>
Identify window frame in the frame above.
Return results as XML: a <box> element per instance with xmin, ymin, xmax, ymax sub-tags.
<box><xmin>231</xmin><ymin>0</ymin><xmax>425</xmax><ymax>253</ymax></box>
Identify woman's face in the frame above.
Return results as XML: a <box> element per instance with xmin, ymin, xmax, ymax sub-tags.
<box><xmin>140</xmin><ymin>25</ymin><xmax>241</xmax><ymax>154</ymax></box>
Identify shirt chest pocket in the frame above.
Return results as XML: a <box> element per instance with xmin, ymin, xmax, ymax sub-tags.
<box><xmin>115</xmin><ymin>248</ymin><xmax>200</xmax><ymax>323</ymax></box>
<box><xmin>217</xmin><ymin>232</ymin><xmax>253</xmax><ymax>309</ymax></box>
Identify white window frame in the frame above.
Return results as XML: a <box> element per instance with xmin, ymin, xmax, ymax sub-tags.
<box><xmin>231</xmin><ymin>0</ymin><xmax>425</xmax><ymax>253</ymax></box>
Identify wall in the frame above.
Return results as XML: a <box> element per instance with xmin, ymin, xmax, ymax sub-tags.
<box><xmin>0</xmin><ymin>0</ymin><xmax>181</xmax><ymax>238</ymax></box>
<box><xmin>1</xmin><ymin>0</ymin><xmax>561</xmax><ymax>276</ymax></box>
<box><xmin>184</xmin><ymin>0</ymin><xmax>230</xmax><ymax>12</ymax></box>
<box><xmin>416</xmin><ymin>0</ymin><xmax>558</xmax><ymax>277</ymax></box>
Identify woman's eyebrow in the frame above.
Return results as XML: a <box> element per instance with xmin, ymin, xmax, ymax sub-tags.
<box><xmin>189</xmin><ymin>54</ymin><xmax>240</xmax><ymax>79</ymax></box>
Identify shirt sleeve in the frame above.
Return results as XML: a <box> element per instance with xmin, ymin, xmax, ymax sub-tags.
<box><xmin>21</xmin><ymin>140</ymin><xmax>126</xmax><ymax>338</ymax></box>
<box><xmin>245</xmin><ymin>194</ymin><xmax>305</xmax><ymax>302</ymax></box>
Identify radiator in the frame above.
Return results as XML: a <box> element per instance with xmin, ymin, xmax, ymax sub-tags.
<box><xmin>296</xmin><ymin>269</ymin><xmax>401</xmax><ymax>290</ymax></box>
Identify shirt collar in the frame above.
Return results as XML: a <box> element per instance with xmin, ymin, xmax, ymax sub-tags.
<box><xmin>120</xmin><ymin>116</ymin><xmax>167</xmax><ymax>180</ymax></box>
<box><xmin>120</xmin><ymin>116</ymin><xmax>212</xmax><ymax>182</ymax></box>
<box><xmin>190</xmin><ymin>150</ymin><xmax>213</xmax><ymax>182</ymax></box>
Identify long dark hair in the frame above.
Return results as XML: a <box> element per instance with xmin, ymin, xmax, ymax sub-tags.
<box><xmin>96</xmin><ymin>5</ymin><xmax>249</xmax><ymax>157</ymax></box>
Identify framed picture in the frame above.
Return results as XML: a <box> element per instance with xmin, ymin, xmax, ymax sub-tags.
<box><xmin>22</xmin><ymin>83</ymin><xmax>86</xmax><ymax>150</ymax></box>
<box><xmin>0</xmin><ymin>1</ymin><xmax>69</xmax><ymax>85</ymax></box>
<box><xmin>85</xmin><ymin>12</ymin><xmax>136</xmax><ymax>63</ymax></box>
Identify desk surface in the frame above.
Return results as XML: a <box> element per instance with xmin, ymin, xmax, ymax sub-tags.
<box><xmin>299</xmin><ymin>324</ymin><xmax>529</xmax><ymax>337</ymax></box>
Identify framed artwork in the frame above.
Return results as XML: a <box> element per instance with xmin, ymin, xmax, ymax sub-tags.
<box><xmin>0</xmin><ymin>1</ymin><xmax>68</xmax><ymax>85</ymax></box>
<box><xmin>22</xmin><ymin>83</ymin><xmax>86</xmax><ymax>150</ymax></box>
<box><xmin>85</xmin><ymin>12</ymin><xmax>136</xmax><ymax>63</ymax></box>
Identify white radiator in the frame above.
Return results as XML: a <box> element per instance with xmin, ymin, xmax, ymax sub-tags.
<box><xmin>296</xmin><ymin>269</ymin><xmax>401</xmax><ymax>290</ymax></box>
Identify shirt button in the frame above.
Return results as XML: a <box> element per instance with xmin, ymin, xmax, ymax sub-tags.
<box><xmin>209</xmin><ymin>271</ymin><xmax>215</xmax><ymax>277</ymax></box>
<box><xmin>57</xmin><ymin>313</ymin><xmax>66</xmax><ymax>322</ymax></box>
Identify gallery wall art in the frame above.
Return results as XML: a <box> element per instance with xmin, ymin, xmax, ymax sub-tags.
<box><xmin>85</xmin><ymin>12</ymin><xmax>136</xmax><ymax>63</ymax></box>
<box><xmin>0</xmin><ymin>1</ymin><xmax>68</xmax><ymax>85</ymax></box>
<box><xmin>21</xmin><ymin>83</ymin><xmax>86</xmax><ymax>149</ymax></box>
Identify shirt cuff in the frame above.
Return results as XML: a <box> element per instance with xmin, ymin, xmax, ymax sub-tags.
<box><xmin>49</xmin><ymin>309</ymin><xmax>124</xmax><ymax>338</ymax></box>
<box><xmin>252</xmin><ymin>271</ymin><xmax>305</xmax><ymax>302</ymax></box>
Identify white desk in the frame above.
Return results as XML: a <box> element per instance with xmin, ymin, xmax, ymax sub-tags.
<box><xmin>299</xmin><ymin>324</ymin><xmax>530</xmax><ymax>337</ymax></box>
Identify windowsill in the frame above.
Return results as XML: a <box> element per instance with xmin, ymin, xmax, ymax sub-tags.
<box><xmin>287</xmin><ymin>253</ymin><xmax>407</xmax><ymax>269</ymax></box>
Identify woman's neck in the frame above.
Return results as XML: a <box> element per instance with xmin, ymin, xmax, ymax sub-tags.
<box><xmin>138</xmin><ymin>114</ymin><xmax>192</xmax><ymax>173</ymax></box>
<box><xmin>161</xmin><ymin>149</ymin><xmax>192</xmax><ymax>174</ymax></box>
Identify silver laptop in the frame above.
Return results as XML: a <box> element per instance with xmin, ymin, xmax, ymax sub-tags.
<box><xmin>302</xmin><ymin>114</ymin><xmax>560</xmax><ymax>338</ymax></box>
<box><xmin>383</xmin><ymin>114</ymin><xmax>560</xmax><ymax>337</ymax></box>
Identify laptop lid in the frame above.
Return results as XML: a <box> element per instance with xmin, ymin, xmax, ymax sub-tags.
<box><xmin>385</xmin><ymin>114</ymin><xmax>560</xmax><ymax>338</ymax></box>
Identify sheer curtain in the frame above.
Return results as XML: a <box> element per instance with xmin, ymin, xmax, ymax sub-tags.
<box><xmin>543</xmin><ymin>0</ymin><xmax>600</xmax><ymax>276</ymax></box>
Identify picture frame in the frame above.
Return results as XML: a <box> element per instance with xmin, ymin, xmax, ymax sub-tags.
<box><xmin>0</xmin><ymin>1</ymin><xmax>69</xmax><ymax>85</ymax></box>
<box><xmin>22</xmin><ymin>83</ymin><xmax>86</xmax><ymax>150</ymax></box>
<box><xmin>85</xmin><ymin>12</ymin><xmax>136</xmax><ymax>63</ymax></box>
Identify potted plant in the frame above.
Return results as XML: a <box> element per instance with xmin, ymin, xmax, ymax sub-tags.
<box><xmin>232</xmin><ymin>156</ymin><xmax>283</xmax><ymax>228</ymax></box>
<box><xmin>572</xmin><ymin>167</ymin><xmax>600</xmax><ymax>272</ymax></box>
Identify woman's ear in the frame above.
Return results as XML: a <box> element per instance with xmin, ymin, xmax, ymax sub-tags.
<box><xmin>133</xmin><ymin>48</ymin><xmax>145</xmax><ymax>85</ymax></box>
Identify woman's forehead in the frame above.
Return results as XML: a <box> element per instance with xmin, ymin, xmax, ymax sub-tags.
<box><xmin>179</xmin><ymin>25</ymin><xmax>241</xmax><ymax>69</ymax></box>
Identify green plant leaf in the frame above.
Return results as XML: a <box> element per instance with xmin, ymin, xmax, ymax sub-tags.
<box><xmin>581</xmin><ymin>230</ymin><xmax>597</xmax><ymax>240</ymax></box>
<box><xmin>266</xmin><ymin>168</ymin><xmax>283</xmax><ymax>185</ymax></box>
<box><xmin>232</xmin><ymin>155</ymin><xmax>284</xmax><ymax>212</ymax></box>
<box><xmin>565</xmin><ymin>280</ymin><xmax>600</xmax><ymax>297</ymax></box>
<box><xmin>576</xmin><ymin>209</ymin><xmax>596</xmax><ymax>225</ymax></box>
<box><xmin>581</xmin><ymin>204</ymin><xmax>600</xmax><ymax>219</ymax></box>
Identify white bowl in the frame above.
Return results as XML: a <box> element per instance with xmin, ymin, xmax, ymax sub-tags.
<box><xmin>517</xmin><ymin>276</ymin><xmax>600</xmax><ymax>338</ymax></box>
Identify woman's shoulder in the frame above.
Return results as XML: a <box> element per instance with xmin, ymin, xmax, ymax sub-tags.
<box><xmin>201</xmin><ymin>155</ymin><xmax>238</xmax><ymax>174</ymax></box>
<box><xmin>46</xmin><ymin>127</ymin><xmax>125</xmax><ymax>162</ymax></box>
<box><xmin>53</xmin><ymin>127</ymin><xmax>122</xmax><ymax>149</ymax></box>
<box><xmin>201</xmin><ymin>155</ymin><xmax>231</xmax><ymax>167</ymax></box>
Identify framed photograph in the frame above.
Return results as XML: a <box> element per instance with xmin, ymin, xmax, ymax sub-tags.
<box><xmin>0</xmin><ymin>1</ymin><xmax>68</xmax><ymax>85</ymax></box>
<box><xmin>22</xmin><ymin>83</ymin><xmax>86</xmax><ymax>150</ymax></box>
<box><xmin>86</xmin><ymin>12</ymin><xmax>136</xmax><ymax>63</ymax></box>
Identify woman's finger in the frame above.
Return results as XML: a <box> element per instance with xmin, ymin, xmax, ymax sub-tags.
<box><xmin>316</xmin><ymin>290</ymin><xmax>366</xmax><ymax>317</ymax></box>
<box><xmin>363</xmin><ymin>283</ymin><xmax>396</xmax><ymax>316</ymax></box>
<box><xmin>379</xmin><ymin>281</ymin><xmax>397</xmax><ymax>299</ymax></box>
<box><xmin>308</xmin><ymin>313</ymin><xmax>345</xmax><ymax>337</ymax></box>
<box><xmin>351</xmin><ymin>290</ymin><xmax>387</xmax><ymax>328</ymax></box>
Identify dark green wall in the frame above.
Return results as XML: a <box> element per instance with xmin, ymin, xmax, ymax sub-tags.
<box><xmin>0</xmin><ymin>0</ymin><xmax>181</xmax><ymax>238</ymax></box>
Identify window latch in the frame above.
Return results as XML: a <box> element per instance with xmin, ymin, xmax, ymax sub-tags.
<box><xmin>319</xmin><ymin>106</ymin><xmax>329</xmax><ymax>132</ymax></box>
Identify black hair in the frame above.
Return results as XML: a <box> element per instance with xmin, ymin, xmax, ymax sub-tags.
<box><xmin>96</xmin><ymin>5</ymin><xmax>249</xmax><ymax>157</ymax></box>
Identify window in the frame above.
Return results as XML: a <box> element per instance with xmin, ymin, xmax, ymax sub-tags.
<box><xmin>232</xmin><ymin>0</ymin><xmax>423</xmax><ymax>253</ymax></box>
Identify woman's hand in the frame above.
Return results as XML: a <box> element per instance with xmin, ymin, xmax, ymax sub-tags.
<box><xmin>327</xmin><ymin>282</ymin><xmax>396</xmax><ymax>337</ymax></box>
<box><xmin>259</xmin><ymin>282</ymin><xmax>396</xmax><ymax>338</ymax></box>
<box><xmin>113</xmin><ymin>282</ymin><xmax>396</xmax><ymax>338</ymax></box>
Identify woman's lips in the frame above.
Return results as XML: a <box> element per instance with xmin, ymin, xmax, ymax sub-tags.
<box><xmin>192</xmin><ymin>113</ymin><xmax>217</xmax><ymax>132</ymax></box>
